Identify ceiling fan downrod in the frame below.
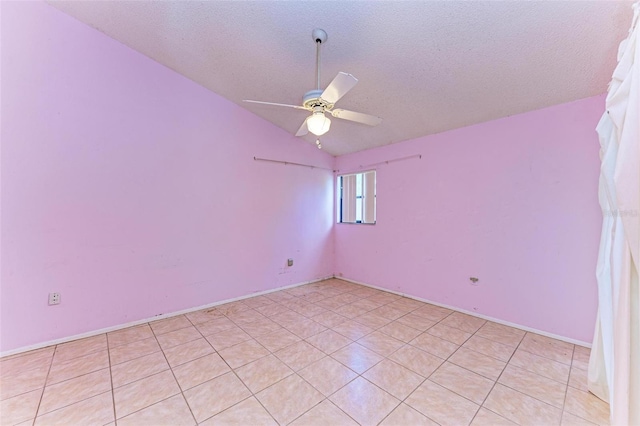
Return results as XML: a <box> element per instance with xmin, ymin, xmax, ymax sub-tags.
<box><xmin>312</xmin><ymin>29</ymin><xmax>327</xmax><ymax>91</ymax></box>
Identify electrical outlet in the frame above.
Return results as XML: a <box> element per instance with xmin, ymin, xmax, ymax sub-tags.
<box><xmin>48</xmin><ymin>292</ymin><xmax>61</xmax><ymax>305</ymax></box>
<box><xmin>287</xmin><ymin>258</ymin><xmax>293</xmax><ymax>267</ymax></box>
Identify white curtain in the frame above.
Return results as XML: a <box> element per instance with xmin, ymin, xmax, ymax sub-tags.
<box><xmin>588</xmin><ymin>3</ymin><xmax>640</xmax><ymax>425</ymax></box>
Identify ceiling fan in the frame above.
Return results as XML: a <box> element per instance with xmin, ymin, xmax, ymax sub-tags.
<box><xmin>243</xmin><ymin>29</ymin><xmax>382</xmax><ymax>148</ymax></box>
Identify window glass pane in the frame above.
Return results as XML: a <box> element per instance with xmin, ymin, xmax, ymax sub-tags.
<box><xmin>356</xmin><ymin>173</ymin><xmax>363</xmax><ymax>197</ymax></box>
<box><xmin>356</xmin><ymin>196</ymin><xmax>362</xmax><ymax>222</ymax></box>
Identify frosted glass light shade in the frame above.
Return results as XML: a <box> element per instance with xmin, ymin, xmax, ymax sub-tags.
<box><xmin>307</xmin><ymin>112</ymin><xmax>331</xmax><ymax>136</ymax></box>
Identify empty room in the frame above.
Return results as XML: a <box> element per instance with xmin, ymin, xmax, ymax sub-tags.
<box><xmin>1</xmin><ymin>1</ymin><xmax>638</xmax><ymax>425</ymax></box>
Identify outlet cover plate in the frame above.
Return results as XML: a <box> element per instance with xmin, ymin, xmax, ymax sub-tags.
<box><xmin>49</xmin><ymin>292</ymin><xmax>61</xmax><ymax>305</ymax></box>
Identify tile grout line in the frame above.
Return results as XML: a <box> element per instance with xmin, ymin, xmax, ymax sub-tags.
<box><xmin>371</xmin><ymin>313</ymin><xmax>515</xmax><ymax>424</ymax></box>
<box><xmin>368</xmin><ymin>324</ymin><xmax>446</xmax><ymax>425</ymax></box>
<box><xmin>109</xmin><ymin>354</ymin><xmax>203</xmax><ymax>421</ymax></box>
<box><xmin>256</xmin><ymin>282</ymin><xmax>404</xmax><ymax>423</ymax></box>
<box><xmin>336</xmin><ymin>284</ymin><xmax>464</xmax><ymax>424</ymax></box>
<box><xmin>106</xmin><ymin>333</ymin><xmax>119</xmax><ymax>425</ymax></box>
<box><xmin>280</xmin><ymin>314</ymin><xmax>362</xmax><ymax>424</ymax></box>
<box><xmin>294</xmin><ymin>288</ymin><xmax>450</xmax><ymax>425</ymax></box>
<box><xmin>273</xmin><ymin>372</ymin><xmax>328</xmax><ymax>425</ymax></box>
<box><xmin>467</xmin><ymin>329</ymin><xmax>527</xmax><ymax>425</ymax></box>
<box><xmin>224</xmin><ymin>302</ymin><xmax>286</xmax><ymax>424</ymax></box>
<box><xmin>286</xmin><ymin>305</ymin><xmax>375</xmax><ymax>424</ymax></box>
<box><xmin>509</xmin><ymin>346</ymin><xmax>575</xmax><ymax>369</ymax></box>
<box><xmin>109</xmin><ymin>327</ymin><xmax>191</xmax><ymax>419</ymax></box>
<box><xmin>474</xmin><ymin>331</ymin><xmax>576</xmax><ymax>425</ymax></box>
<box><xmin>116</xmin><ymin>294</ymin><xmax>308</xmax><ymax>422</ymax></box>
<box><xmin>243</xmin><ymin>298</ymin><xmax>318</xmax><ymax>425</ymax></box>
<box><xmin>193</xmin><ymin>303</ymin><xmax>281</xmax><ymax>425</ymax></box>
<box><xmin>0</xmin><ymin>360</ymin><xmax>51</xmax><ymax>398</ymax></box>
<box><xmin>560</xmin><ymin>345</ymin><xmax>576</xmax><ymax>424</ymax></box>
<box><xmin>389</xmin><ymin>313</ymin><xmax>474</xmax><ymax>424</ymax></box>
<box><xmin>286</xmin><ymin>375</ymin><xmax>361</xmax><ymax>426</ymax></box>
<box><xmin>30</xmin><ymin>345</ymin><xmax>57</xmax><ymax>425</ymax></box>
<box><xmin>42</xmin><ymin>352</ymin><xmax>113</xmax><ymax>387</ymax></box>
<box><xmin>114</xmin><ymin>315</ymin><xmax>227</xmax><ymax>422</ymax></box>
<box><xmin>370</xmin><ymin>364</ymin><xmax>431</xmax><ymax>425</ymax></box>
<box><xmin>26</xmin><ymin>346</ymin><xmax>116</xmax><ymax>422</ymax></box>
<box><xmin>221</xmin><ymin>285</ymin><xmax>367</xmax><ymax>425</ymax></box>
<box><xmin>196</xmin><ymin>394</ymin><xmax>260</xmax><ymax>425</ymax></box>
<box><xmin>109</xmin><ymin>344</ymin><xmax>162</xmax><ymax>368</ymax></box>
<box><xmin>150</xmin><ymin>317</ymin><xmax>199</xmax><ymax>425</ymax></box>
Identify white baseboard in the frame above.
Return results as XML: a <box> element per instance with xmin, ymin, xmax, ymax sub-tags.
<box><xmin>0</xmin><ymin>275</ymin><xmax>333</xmax><ymax>358</ymax></box>
<box><xmin>337</xmin><ymin>276</ymin><xmax>592</xmax><ymax>348</ymax></box>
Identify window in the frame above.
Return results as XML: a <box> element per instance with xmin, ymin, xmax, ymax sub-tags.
<box><xmin>338</xmin><ymin>170</ymin><xmax>376</xmax><ymax>224</ymax></box>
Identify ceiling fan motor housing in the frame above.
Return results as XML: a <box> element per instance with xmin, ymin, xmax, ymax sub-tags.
<box><xmin>303</xmin><ymin>89</ymin><xmax>332</xmax><ymax>110</ymax></box>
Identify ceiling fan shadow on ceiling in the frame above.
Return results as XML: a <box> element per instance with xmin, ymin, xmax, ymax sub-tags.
<box><xmin>243</xmin><ymin>29</ymin><xmax>382</xmax><ymax>148</ymax></box>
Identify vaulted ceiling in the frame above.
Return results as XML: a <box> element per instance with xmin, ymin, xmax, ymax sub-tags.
<box><xmin>49</xmin><ymin>1</ymin><xmax>633</xmax><ymax>156</ymax></box>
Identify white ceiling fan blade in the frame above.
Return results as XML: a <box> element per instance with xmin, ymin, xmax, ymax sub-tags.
<box><xmin>295</xmin><ymin>117</ymin><xmax>309</xmax><ymax>136</ymax></box>
<box><xmin>320</xmin><ymin>72</ymin><xmax>358</xmax><ymax>105</ymax></box>
<box><xmin>243</xmin><ymin>100</ymin><xmax>307</xmax><ymax>110</ymax></box>
<box><xmin>331</xmin><ymin>109</ymin><xmax>382</xmax><ymax>126</ymax></box>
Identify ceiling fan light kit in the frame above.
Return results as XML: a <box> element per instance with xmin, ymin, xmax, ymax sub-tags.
<box><xmin>243</xmin><ymin>28</ymin><xmax>382</xmax><ymax>147</ymax></box>
<box><xmin>307</xmin><ymin>108</ymin><xmax>331</xmax><ymax>136</ymax></box>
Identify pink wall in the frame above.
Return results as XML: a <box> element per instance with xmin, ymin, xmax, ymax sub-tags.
<box><xmin>335</xmin><ymin>95</ymin><xmax>604</xmax><ymax>343</ymax></box>
<box><xmin>0</xmin><ymin>2</ymin><xmax>334</xmax><ymax>353</ymax></box>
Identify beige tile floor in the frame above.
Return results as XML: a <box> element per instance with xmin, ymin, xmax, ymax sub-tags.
<box><xmin>0</xmin><ymin>279</ymin><xmax>609</xmax><ymax>426</ymax></box>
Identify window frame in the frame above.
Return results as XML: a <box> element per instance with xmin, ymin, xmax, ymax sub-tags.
<box><xmin>337</xmin><ymin>170</ymin><xmax>376</xmax><ymax>225</ymax></box>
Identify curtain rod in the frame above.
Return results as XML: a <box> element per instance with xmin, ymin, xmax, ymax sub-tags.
<box><xmin>253</xmin><ymin>156</ymin><xmax>333</xmax><ymax>171</ymax></box>
<box><xmin>335</xmin><ymin>154</ymin><xmax>422</xmax><ymax>173</ymax></box>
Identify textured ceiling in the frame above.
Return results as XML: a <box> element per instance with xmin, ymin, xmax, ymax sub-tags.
<box><xmin>48</xmin><ymin>1</ymin><xmax>633</xmax><ymax>156</ymax></box>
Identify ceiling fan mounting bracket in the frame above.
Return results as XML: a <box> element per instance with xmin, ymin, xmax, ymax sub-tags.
<box><xmin>312</xmin><ymin>28</ymin><xmax>327</xmax><ymax>44</ymax></box>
